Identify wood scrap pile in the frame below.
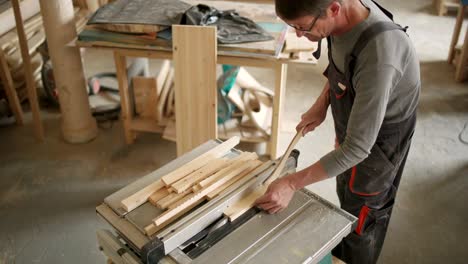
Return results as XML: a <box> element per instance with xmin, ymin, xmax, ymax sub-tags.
<box><xmin>118</xmin><ymin>136</ymin><xmax>265</xmax><ymax>236</ymax></box>
<box><xmin>0</xmin><ymin>5</ymin><xmax>88</xmax><ymax>114</ymax></box>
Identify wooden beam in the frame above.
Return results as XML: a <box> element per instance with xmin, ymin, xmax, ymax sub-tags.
<box><xmin>207</xmin><ymin>160</ymin><xmax>263</xmax><ymax>200</ymax></box>
<box><xmin>120</xmin><ymin>179</ymin><xmax>165</xmax><ymax>212</ymax></box>
<box><xmin>11</xmin><ymin>0</ymin><xmax>43</xmax><ymax>141</ymax></box>
<box><xmin>148</xmin><ymin>188</ymin><xmax>170</xmax><ymax>206</ymax></box>
<box><xmin>160</xmin><ymin>136</ymin><xmax>240</xmax><ymax>186</ymax></box>
<box><xmin>224</xmin><ymin>185</ymin><xmax>268</xmax><ymax>221</ymax></box>
<box><xmin>173</xmin><ymin>25</ymin><xmax>217</xmax><ymax>156</ymax></box>
<box><xmin>197</xmin><ymin>152</ymin><xmax>258</xmax><ymax>188</ymax></box>
<box><xmin>170</xmin><ymin>158</ymin><xmax>229</xmax><ymax>194</ymax></box>
<box><xmin>155</xmin><ymin>189</ymin><xmax>191</xmax><ymax>209</ymax></box>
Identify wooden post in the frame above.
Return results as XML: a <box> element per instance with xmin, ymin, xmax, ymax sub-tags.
<box><xmin>114</xmin><ymin>52</ymin><xmax>135</xmax><ymax>144</ymax></box>
<box><xmin>11</xmin><ymin>0</ymin><xmax>44</xmax><ymax>140</ymax></box>
<box><xmin>268</xmin><ymin>63</ymin><xmax>287</xmax><ymax>159</ymax></box>
<box><xmin>172</xmin><ymin>25</ymin><xmax>217</xmax><ymax>156</ymax></box>
<box><xmin>39</xmin><ymin>0</ymin><xmax>97</xmax><ymax>143</ymax></box>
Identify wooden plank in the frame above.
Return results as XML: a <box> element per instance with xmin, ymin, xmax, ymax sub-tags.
<box><xmin>92</xmin><ymin>23</ymin><xmax>164</xmax><ymax>34</ymax></box>
<box><xmin>197</xmin><ymin>152</ymin><xmax>258</xmax><ymax>188</ymax></box>
<box><xmin>173</xmin><ymin>25</ymin><xmax>217</xmax><ymax>156</ymax></box>
<box><xmin>133</xmin><ymin>76</ymin><xmax>158</xmax><ymax>119</ymax></box>
<box><xmin>206</xmin><ymin>160</ymin><xmax>263</xmax><ymax>200</ymax></box>
<box><xmin>224</xmin><ymin>184</ymin><xmax>268</xmax><ymax>221</ymax></box>
<box><xmin>157</xmin><ymin>68</ymin><xmax>173</xmax><ymax>125</ymax></box>
<box><xmin>120</xmin><ymin>179</ymin><xmax>165</xmax><ymax>212</ymax></box>
<box><xmin>160</xmin><ymin>136</ymin><xmax>240</xmax><ymax>186</ymax></box>
<box><xmin>156</xmin><ymin>60</ymin><xmax>170</xmax><ymax>96</ymax></box>
<box><xmin>170</xmin><ymin>158</ymin><xmax>229</xmax><ymax>194</ymax></box>
<box><xmin>144</xmin><ymin>197</ymin><xmax>203</xmax><ymax>236</ymax></box>
<box><xmin>264</xmin><ymin>127</ymin><xmax>304</xmax><ymax>185</ymax></box>
<box><xmin>155</xmin><ymin>189</ymin><xmax>191</xmax><ymax>209</ymax></box>
<box><xmin>455</xmin><ymin>26</ymin><xmax>468</xmax><ymax>82</ymax></box>
<box><xmin>227</xmin><ymin>83</ymin><xmax>245</xmax><ymax>112</ymax></box>
<box><xmin>148</xmin><ymin>188</ymin><xmax>170</xmax><ymax>206</ymax></box>
<box><xmin>0</xmin><ymin>49</ymin><xmax>23</xmax><ymax>125</ymax></box>
<box><xmin>11</xmin><ymin>0</ymin><xmax>43</xmax><ymax>141</ymax></box>
<box><xmin>152</xmin><ymin>160</ymin><xmax>258</xmax><ymax>227</ymax></box>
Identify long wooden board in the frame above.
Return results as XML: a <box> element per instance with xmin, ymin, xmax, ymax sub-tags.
<box><xmin>173</xmin><ymin>25</ymin><xmax>218</xmax><ymax>156</ymax></box>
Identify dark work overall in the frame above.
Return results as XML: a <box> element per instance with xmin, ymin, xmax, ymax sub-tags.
<box><xmin>324</xmin><ymin>3</ymin><xmax>417</xmax><ymax>264</ymax></box>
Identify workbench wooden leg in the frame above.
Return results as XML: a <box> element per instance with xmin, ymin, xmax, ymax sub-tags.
<box><xmin>114</xmin><ymin>52</ymin><xmax>135</xmax><ymax>144</ymax></box>
<box><xmin>448</xmin><ymin>4</ymin><xmax>466</xmax><ymax>64</ymax></box>
<box><xmin>0</xmin><ymin>49</ymin><xmax>24</xmax><ymax>125</ymax></box>
<box><xmin>269</xmin><ymin>63</ymin><xmax>287</xmax><ymax>159</ymax></box>
<box><xmin>455</xmin><ymin>27</ymin><xmax>468</xmax><ymax>82</ymax></box>
<box><xmin>12</xmin><ymin>0</ymin><xmax>43</xmax><ymax>140</ymax></box>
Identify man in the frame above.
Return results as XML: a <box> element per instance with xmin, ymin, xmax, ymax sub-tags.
<box><xmin>254</xmin><ymin>0</ymin><xmax>420</xmax><ymax>263</ymax></box>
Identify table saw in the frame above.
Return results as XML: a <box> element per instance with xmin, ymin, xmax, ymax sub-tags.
<box><xmin>96</xmin><ymin>140</ymin><xmax>357</xmax><ymax>264</ymax></box>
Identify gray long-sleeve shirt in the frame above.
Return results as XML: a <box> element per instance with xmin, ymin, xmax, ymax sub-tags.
<box><xmin>319</xmin><ymin>0</ymin><xmax>420</xmax><ymax>178</ymax></box>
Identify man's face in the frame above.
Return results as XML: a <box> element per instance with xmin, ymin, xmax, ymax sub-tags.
<box><xmin>283</xmin><ymin>14</ymin><xmax>328</xmax><ymax>42</ymax></box>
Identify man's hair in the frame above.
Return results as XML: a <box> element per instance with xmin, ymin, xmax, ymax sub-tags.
<box><xmin>275</xmin><ymin>0</ymin><xmax>341</xmax><ymax>20</ymax></box>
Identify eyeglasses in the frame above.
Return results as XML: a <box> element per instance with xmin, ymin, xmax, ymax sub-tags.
<box><xmin>287</xmin><ymin>11</ymin><xmax>322</xmax><ymax>33</ymax></box>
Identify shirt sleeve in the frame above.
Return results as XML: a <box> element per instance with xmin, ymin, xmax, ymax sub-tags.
<box><xmin>320</xmin><ymin>64</ymin><xmax>402</xmax><ymax>178</ymax></box>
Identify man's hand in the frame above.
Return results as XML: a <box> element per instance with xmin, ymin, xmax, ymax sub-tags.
<box><xmin>296</xmin><ymin>104</ymin><xmax>327</xmax><ymax>136</ymax></box>
<box><xmin>255</xmin><ymin>177</ymin><xmax>296</xmax><ymax>214</ymax></box>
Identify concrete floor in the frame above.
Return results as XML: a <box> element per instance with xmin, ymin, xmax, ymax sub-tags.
<box><xmin>1</xmin><ymin>0</ymin><xmax>467</xmax><ymax>263</ymax></box>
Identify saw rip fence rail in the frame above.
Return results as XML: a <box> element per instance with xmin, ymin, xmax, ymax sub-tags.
<box><xmin>118</xmin><ymin>136</ymin><xmax>273</xmax><ymax>236</ymax></box>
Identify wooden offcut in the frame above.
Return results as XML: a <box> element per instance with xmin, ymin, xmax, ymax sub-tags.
<box><xmin>173</xmin><ymin>25</ymin><xmax>217</xmax><ymax>156</ymax></box>
<box><xmin>155</xmin><ymin>189</ymin><xmax>191</xmax><ymax>209</ymax></box>
<box><xmin>120</xmin><ymin>179</ymin><xmax>165</xmax><ymax>212</ymax></box>
<box><xmin>148</xmin><ymin>188</ymin><xmax>170</xmax><ymax>206</ymax></box>
<box><xmin>133</xmin><ymin>76</ymin><xmax>158</xmax><ymax>119</ymax></box>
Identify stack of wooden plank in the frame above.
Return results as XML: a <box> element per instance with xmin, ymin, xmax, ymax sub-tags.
<box><xmin>0</xmin><ymin>8</ymin><xmax>88</xmax><ymax>110</ymax></box>
<box><xmin>118</xmin><ymin>136</ymin><xmax>265</xmax><ymax>236</ymax></box>
<box><xmin>0</xmin><ymin>12</ymin><xmax>44</xmax><ymax>104</ymax></box>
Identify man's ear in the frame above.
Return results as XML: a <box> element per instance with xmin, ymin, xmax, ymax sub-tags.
<box><xmin>329</xmin><ymin>1</ymin><xmax>341</xmax><ymax>18</ymax></box>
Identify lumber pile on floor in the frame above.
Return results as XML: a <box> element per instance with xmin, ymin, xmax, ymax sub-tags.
<box><xmin>118</xmin><ymin>136</ymin><xmax>265</xmax><ymax>236</ymax></box>
<box><xmin>0</xmin><ymin>7</ymin><xmax>88</xmax><ymax>114</ymax></box>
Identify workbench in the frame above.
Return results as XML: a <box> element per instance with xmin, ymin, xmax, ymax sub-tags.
<box><xmin>75</xmin><ymin>0</ymin><xmax>317</xmax><ymax>159</ymax></box>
